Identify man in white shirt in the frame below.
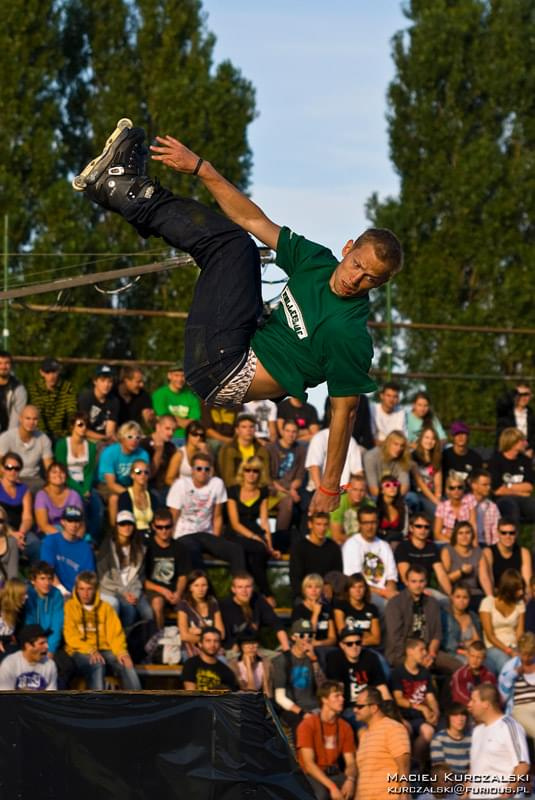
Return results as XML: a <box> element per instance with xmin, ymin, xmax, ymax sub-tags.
<box><xmin>370</xmin><ymin>382</ymin><xmax>406</xmax><ymax>444</ymax></box>
<box><xmin>468</xmin><ymin>683</ymin><xmax>529</xmax><ymax>798</ymax></box>
<box><xmin>0</xmin><ymin>625</ymin><xmax>57</xmax><ymax>690</ymax></box>
<box><xmin>305</xmin><ymin>427</ymin><xmax>363</xmax><ymax>494</ymax></box>
<box><xmin>166</xmin><ymin>451</ymin><xmax>245</xmax><ymax>573</ymax></box>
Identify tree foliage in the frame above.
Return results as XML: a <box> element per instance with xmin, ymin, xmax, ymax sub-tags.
<box><xmin>367</xmin><ymin>0</ymin><xmax>535</xmax><ymax>433</ymax></box>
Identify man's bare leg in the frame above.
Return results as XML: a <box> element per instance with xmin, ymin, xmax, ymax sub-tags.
<box><xmin>244</xmin><ymin>358</ymin><xmax>286</xmax><ymax>401</ymax></box>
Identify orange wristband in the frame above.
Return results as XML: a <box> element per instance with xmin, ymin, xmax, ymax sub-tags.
<box><xmin>318</xmin><ymin>485</ymin><xmax>341</xmax><ymax>497</ymax></box>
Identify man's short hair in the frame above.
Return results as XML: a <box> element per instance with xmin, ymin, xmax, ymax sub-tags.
<box><xmin>309</xmin><ymin>511</ymin><xmax>330</xmax><ymax>522</ymax></box>
<box><xmin>0</xmin><ymin>350</ymin><xmax>12</xmax><ymax>361</ymax></box>
<box><xmin>156</xmin><ymin>414</ymin><xmax>176</xmax><ymax>426</ymax></box>
<box><xmin>199</xmin><ymin>626</ymin><xmax>221</xmax><ymax>642</ymax></box>
<box><xmin>467</xmin><ymin>640</ymin><xmax>486</xmax><ymax>653</ymax></box>
<box><xmin>405</xmin><ymin>635</ymin><xmax>424</xmax><ymax>653</ymax></box>
<box><xmin>362</xmin><ymin>686</ymin><xmax>383</xmax><ymax>707</ymax></box>
<box><xmin>118</xmin><ymin>421</ymin><xmax>142</xmax><ymax>440</ymax></box>
<box><xmin>380</xmin><ymin>381</ymin><xmax>401</xmax><ymax>394</ymax></box>
<box><xmin>472</xmin><ymin>682</ymin><xmax>501</xmax><ymax>709</ymax></box>
<box><xmin>498</xmin><ymin>518</ymin><xmax>517</xmax><ymax>533</ymax></box>
<box><xmin>409</xmin><ymin>512</ymin><xmax>432</xmax><ymax>526</ymax></box>
<box><xmin>317</xmin><ymin>680</ymin><xmax>344</xmax><ymax>703</ymax></box>
<box><xmin>469</xmin><ymin>468</ymin><xmax>491</xmax><ymax>484</ymax></box>
<box><xmin>282</xmin><ymin>419</ymin><xmax>298</xmax><ymax>429</ymax></box>
<box><xmin>191</xmin><ymin>451</ymin><xmax>214</xmax><ymax>467</ymax></box>
<box><xmin>75</xmin><ymin>570</ymin><xmax>98</xmax><ymax>588</ymax></box>
<box><xmin>406</xmin><ymin>563</ymin><xmax>427</xmax><ymax>579</ymax></box>
<box><xmin>235</xmin><ymin>413</ymin><xmax>256</xmax><ymax>427</ymax></box>
<box><xmin>29</xmin><ymin>561</ymin><xmax>54</xmax><ymax>581</ymax></box>
<box><xmin>445</xmin><ymin>702</ymin><xmax>468</xmax><ymax>727</ymax></box>
<box><xmin>120</xmin><ymin>366</ymin><xmax>143</xmax><ymax>381</ymax></box>
<box><xmin>153</xmin><ymin>508</ymin><xmax>173</xmax><ymax>524</ymax></box>
<box><xmin>357</xmin><ymin>506</ymin><xmax>378</xmax><ymax>522</ymax></box>
<box><xmin>231</xmin><ymin>571</ymin><xmax>254</xmax><ymax>585</ymax></box>
<box><xmin>353</xmin><ymin>229</ymin><xmax>403</xmax><ymax>276</ymax></box>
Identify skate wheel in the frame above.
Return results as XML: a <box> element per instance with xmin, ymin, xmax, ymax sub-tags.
<box><xmin>117</xmin><ymin>118</ymin><xmax>133</xmax><ymax>130</ymax></box>
<box><xmin>72</xmin><ymin>175</ymin><xmax>87</xmax><ymax>191</ymax></box>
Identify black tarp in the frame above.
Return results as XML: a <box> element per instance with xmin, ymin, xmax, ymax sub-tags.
<box><xmin>0</xmin><ymin>691</ymin><xmax>315</xmax><ymax>800</ymax></box>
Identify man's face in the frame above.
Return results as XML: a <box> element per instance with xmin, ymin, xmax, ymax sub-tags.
<box><xmin>308</xmin><ymin>516</ymin><xmax>329</xmax><ymax>541</ymax></box>
<box><xmin>516</xmin><ymin>386</ymin><xmax>532</xmax><ymax>409</ymax></box>
<box><xmin>453</xmin><ymin>432</ymin><xmax>468</xmax><ymax>450</ymax></box>
<box><xmin>168</xmin><ymin>370</ymin><xmax>185</xmax><ymax>392</ymax></box>
<box><xmin>40</xmin><ymin>369</ymin><xmax>59</xmax><ymax>389</ymax></box>
<box><xmin>200</xmin><ymin>632</ymin><xmax>221</xmax><ymax>656</ymax></box>
<box><xmin>324</xmin><ymin>688</ymin><xmax>345</xmax><ymax>715</ymax></box>
<box><xmin>62</xmin><ymin>519</ymin><xmax>83</xmax><ymax>540</ymax></box>
<box><xmin>157</xmin><ymin>419</ymin><xmax>175</xmax><ymax>442</ymax></box>
<box><xmin>467</xmin><ymin>648</ymin><xmax>485</xmax><ymax>672</ymax></box>
<box><xmin>348</xmin><ymin>480</ymin><xmax>366</xmax><ymax>505</ymax></box>
<box><xmin>354</xmin><ymin>690</ymin><xmax>376</xmax><ymax>724</ymax></box>
<box><xmin>32</xmin><ymin>572</ymin><xmax>52</xmax><ymax>597</ymax></box>
<box><xmin>281</xmin><ymin>423</ymin><xmax>298</xmax><ymax>446</ymax></box>
<box><xmin>340</xmin><ymin>636</ymin><xmax>362</xmax><ymax>663</ymax></box>
<box><xmin>25</xmin><ymin>636</ymin><xmax>48</xmax><ymax>662</ymax></box>
<box><xmin>468</xmin><ymin>689</ymin><xmax>486</xmax><ymax>723</ymax></box>
<box><xmin>407</xmin><ymin>571</ymin><xmax>426</xmax><ymax>598</ymax></box>
<box><xmin>94</xmin><ymin>376</ymin><xmax>113</xmax><ymax>396</ymax></box>
<box><xmin>0</xmin><ymin>357</ymin><xmax>11</xmax><ymax>379</ymax></box>
<box><xmin>232</xmin><ymin>578</ymin><xmax>253</xmax><ymax>604</ymax></box>
<box><xmin>472</xmin><ymin>475</ymin><xmax>491</xmax><ymax>499</ymax></box>
<box><xmin>124</xmin><ymin>371</ymin><xmax>144</xmax><ymax>394</ymax></box>
<box><xmin>409</xmin><ymin>518</ymin><xmax>431</xmax><ymax>542</ymax></box>
<box><xmin>359</xmin><ymin>514</ymin><xmax>377</xmax><ymax>541</ymax></box>
<box><xmin>330</xmin><ymin>241</ymin><xmax>390</xmax><ymax>299</ymax></box>
<box><xmin>236</xmin><ymin>420</ymin><xmax>255</xmax><ymax>444</ymax></box>
<box><xmin>408</xmin><ymin>641</ymin><xmax>427</xmax><ymax>665</ymax></box>
<box><xmin>191</xmin><ymin>460</ymin><xmax>212</xmax><ymax>487</ymax></box>
<box><xmin>121</xmin><ymin>431</ymin><xmax>141</xmax><ymax>454</ymax></box>
<box><xmin>152</xmin><ymin>518</ymin><xmax>173</xmax><ymax>544</ymax></box>
<box><xmin>20</xmin><ymin>408</ymin><xmax>39</xmax><ymax>433</ymax></box>
<box><xmin>76</xmin><ymin>581</ymin><xmax>96</xmax><ymax>605</ymax></box>
<box><xmin>380</xmin><ymin>387</ymin><xmax>399</xmax><ymax>413</ymax></box>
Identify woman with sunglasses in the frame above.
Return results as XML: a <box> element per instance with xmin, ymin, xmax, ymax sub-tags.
<box><xmin>117</xmin><ymin>459</ymin><xmax>161</xmax><ymax>539</ymax></box>
<box><xmin>226</xmin><ymin>456</ymin><xmax>280</xmax><ymax>604</ymax></box>
<box><xmin>97</xmin><ymin>421</ymin><xmax>150</xmax><ymax>525</ymax></box>
<box><xmin>0</xmin><ymin>452</ymin><xmax>33</xmax><ymax>558</ymax></box>
<box><xmin>165</xmin><ymin>421</ymin><xmax>208</xmax><ymax>485</ymax></box>
<box><xmin>177</xmin><ymin>569</ymin><xmax>224</xmax><ymax>658</ymax></box>
<box><xmin>408</xmin><ymin>425</ymin><xmax>442</xmax><ymax>517</ymax></box>
<box><xmin>34</xmin><ymin>462</ymin><xmax>84</xmax><ymax>535</ymax></box>
<box><xmin>433</xmin><ymin>470</ymin><xmax>477</xmax><ymax>544</ymax></box>
<box><xmin>441</xmin><ymin>521</ymin><xmax>493</xmax><ymax>611</ymax></box>
<box><xmin>376</xmin><ymin>473</ymin><xmax>408</xmax><ymax>544</ymax></box>
<box><xmin>0</xmin><ymin>509</ymin><xmax>19</xmax><ymax>585</ymax></box>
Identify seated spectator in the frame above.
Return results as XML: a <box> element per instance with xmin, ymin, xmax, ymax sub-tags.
<box><xmin>496</xmin><ymin>382</ymin><xmax>535</xmax><ymax>458</ymax></box>
<box><xmin>391</xmin><ymin>637</ymin><xmax>440</xmax><ymax>770</ymax></box>
<box><xmin>219</xmin><ymin>571</ymin><xmax>289</xmax><ymax>653</ymax></box>
<box><xmin>488</xmin><ymin>427</ymin><xmax>535</xmax><ymax>528</ymax></box>
<box><xmin>479</xmin><ymin>568</ymin><xmax>526</xmax><ymax>674</ymax></box>
<box><xmin>143</xmin><ymin>509</ymin><xmax>191</xmax><ymax>629</ymax></box>
<box><xmin>242</xmin><ymin>398</ymin><xmax>278</xmax><ymax>444</ymax></box>
<box><xmin>441</xmin><ymin>583</ymin><xmax>482</xmax><ymax>662</ymax></box>
<box><xmin>0</xmin><ymin>350</ymin><xmax>27</xmax><ymax>433</ymax></box>
<box><xmin>0</xmin><ymin>507</ymin><xmax>19</xmax><ymax>583</ymax></box>
<box><xmin>296</xmin><ymin>680</ymin><xmax>357</xmax><ymax>800</ymax></box>
<box><xmin>430</xmin><ymin>703</ymin><xmax>471</xmax><ymax>775</ymax></box>
<box><xmin>217</xmin><ymin>413</ymin><xmax>270</xmax><ymax>488</ymax></box>
<box><xmin>385</xmin><ymin>564</ymin><xmax>461</xmax><ymax>673</ymax></box>
<box><xmin>0</xmin><ymin>578</ymin><xmax>27</xmax><ymax>660</ymax></box>
<box><xmin>40</xmin><ymin>506</ymin><xmax>95</xmax><ymax>596</ymax></box>
<box><xmin>77</xmin><ymin>365</ymin><xmax>119</xmax><ymax>443</ymax></box>
<box><xmin>64</xmin><ymin>570</ymin><xmax>141</xmax><ymax>690</ymax></box>
<box><xmin>28</xmin><ymin>358</ymin><xmax>76</xmax><ymax>443</ymax></box>
<box><xmin>151</xmin><ymin>361</ymin><xmax>201</xmax><ymax>444</ymax></box>
<box><xmin>441</xmin><ymin>521</ymin><xmax>493</xmax><ymax>610</ymax></box>
<box><xmin>408</xmin><ymin>426</ymin><xmax>442</xmax><ymax>517</ymax></box>
<box><xmin>406</xmin><ymin>391</ymin><xmax>447</xmax><ymax>446</ymax></box>
<box><xmin>267</xmin><ymin>419</ymin><xmax>306</xmax><ymax>536</ymax></box>
<box><xmin>182</xmin><ymin>626</ymin><xmax>239</xmax><ymax>692</ymax></box>
<box><xmin>370</xmin><ymin>382</ymin><xmax>406</xmax><ymax>444</ymax></box>
<box><xmin>329</xmin><ymin>474</ymin><xmax>374</xmax><ymax>546</ymax></box>
<box><xmin>97</xmin><ymin>510</ymin><xmax>153</xmax><ymax>628</ymax></box>
<box><xmin>342</xmin><ymin>507</ymin><xmax>398</xmax><ymax>614</ymax></box>
<box><xmin>228</xmin><ymin>629</ymin><xmax>273</xmax><ymax>695</ymax></box>
<box><xmin>34</xmin><ymin>462</ymin><xmax>83</xmax><ymax>536</ymax></box>
<box><xmin>140</xmin><ymin>414</ymin><xmax>176</xmax><ymax>503</ymax></box>
<box><xmin>54</xmin><ymin>412</ymin><xmax>102</xmax><ymax>544</ymax></box>
<box><xmin>0</xmin><ymin>405</ymin><xmax>53</xmax><ymax>494</ymax></box>
<box><xmin>276</xmin><ymin>396</ymin><xmax>320</xmax><ymax>443</ymax></box>
<box><xmin>177</xmin><ymin>570</ymin><xmax>224</xmax><ymax>659</ymax></box>
<box><xmin>395</xmin><ymin>513</ymin><xmax>452</xmax><ymax>600</ymax></box>
<box><xmin>450</xmin><ymin>640</ymin><xmax>496</xmax><ymax>706</ymax></box>
<box><xmin>483</xmin><ymin>519</ymin><xmax>532</xmax><ymax>593</ymax></box>
<box><xmin>226</xmin><ymin>456</ymin><xmax>280</xmax><ymax>603</ymax></box>
<box><xmin>290</xmin><ymin>512</ymin><xmax>343</xmax><ymax>600</ymax></box>
<box><xmin>114</xmin><ymin>366</ymin><xmax>154</xmax><ymax>428</ymax></box>
<box><xmin>0</xmin><ymin>453</ymin><xmax>33</xmax><ymax>556</ymax></box>
<box><xmin>201</xmin><ymin>402</ymin><xmax>241</xmax><ymax>453</ymax></box>
<box><xmin>97</xmin><ymin>421</ymin><xmax>150</xmax><ymax>521</ymax></box>
<box><xmin>498</xmin><ymin>631</ymin><xmax>535</xmax><ymax>738</ymax></box>
<box><xmin>364</xmin><ymin>430</ymin><xmax>410</xmax><ymax>498</ymax></box>
<box><xmin>166</xmin><ymin>451</ymin><xmax>244</xmax><ymax>575</ymax></box>
<box><xmin>24</xmin><ymin>561</ymin><xmax>64</xmax><ymax>660</ymax></box>
<box><xmin>433</xmin><ymin>471</ymin><xmax>477</xmax><ymax>544</ymax></box>
<box><xmin>305</xmin><ymin>426</ymin><xmax>363</xmax><ymax>503</ymax></box>
<box><xmin>332</xmin><ymin>572</ymin><xmax>380</xmax><ymax>646</ymax></box>
<box><xmin>272</xmin><ymin>618</ymin><xmax>324</xmax><ymax>733</ymax></box>
<box><xmin>291</xmin><ymin>574</ymin><xmax>337</xmax><ymax>655</ymax></box>
<box><xmin>0</xmin><ymin>624</ymin><xmax>57</xmax><ymax>690</ymax></box>
<box><xmin>322</xmin><ymin>571</ymin><xmax>348</xmax><ymax>607</ymax></box>
<box><xmin>441</xmin><ymin>421</ymin><xmax>483</xmax><ymax>492</ymax></box>
<box><xmin>468</xmin><ymin>469</ymin><xmax>500</xmax><ymax>546</ymax></box>
<box><xmin>165</xmin><ymin>421</ymin><xmax>208</xmax><ymax>484</ymax></box>
<box><xmin>117</xmin><ymin>459</ymin><xmax>160</xmax><ymax>538</ymax></box>
<box><xmin>376</xmin><ymin>473</ymin><xmax>408</xmax><ymax>544</ymax></box>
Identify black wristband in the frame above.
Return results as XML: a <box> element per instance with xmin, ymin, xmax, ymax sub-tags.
<box><xmin>192</xmin><ymin>157</ymin><xmax>204</xmax><ymax>176</ymax></box>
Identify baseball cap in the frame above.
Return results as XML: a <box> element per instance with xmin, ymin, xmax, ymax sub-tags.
<box><xmin>41</xmin><ymin>358</ymin><xmax>61</xmax><ymax>373</ymax></box>
<box><xmin>450</xmin><ymin>421</ymin><xmax>470</xmax><ymax>436</ymax></box>
<box><xmin>338</xmin><ymin>626</ymin><xmax>362</xmax><ymax>643</ymax></box>
<box><xmin>116</xmin><ymin>510</ymin><xmax>135</xmax><ymax>525</ymax></box>
<box><xmin>168</xmin><ymin>361</ymin><xmax>184</xmax><ymax>372</ymax></box>
<box><xmin>19</xmin><ymin>624</ymin><xmax>51</xmax><ymax>646</ymax></box>
<box><xmin>290</xmin><ymin>618</ymin><xmax>313</xmax><ymax>636</ymax></box>
<box><xmin>95</xmin><ymin>365</ymin><xmax>114</xmax><ymax>378</ymax></box>
<box><xmin>61</xmin><ymin>505</ymin><xmax>83</xmax><ymax>522</ymax></box>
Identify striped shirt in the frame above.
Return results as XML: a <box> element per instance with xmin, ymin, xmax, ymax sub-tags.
<box><xmin>28</xmin><ymin>378</ymin><xmax>77</xmax><ymax>439</ymax></box>
<box><xmin>356</xmin><ymin>716</ymin><xmax>410</xmax><ymax>800</ymax></box>
<box><xmin>431</xmin><ymin>729</ymin><xmax>471</xmax><ymax>772</ymax></box>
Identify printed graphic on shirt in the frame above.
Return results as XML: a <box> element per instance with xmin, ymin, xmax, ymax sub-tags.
<box><xmin>195</xmin><ymin>667</ymin><xmax>227</xmax><ymax>691</ymax></box>
<box><xmin>290</xmin><ymin>664</ymin><xmax>312</xmax><ymax>689</ymax></box>
<box><xmin>400</xmin><ymin>678</ymin><xmax>428</xmax><ymax>705</ymax></box>
<box><xmin>345</xmin><ymin>612</ymin><xmax>372</xmax><ymax>632</ymax></box>
<box><xmin>151</xmin><ymin>556</ymin><xmax>175</xmax><ymax>585</ymax></box>
<box><xmin>278</xmin><ymin>449</ymin><xmax>295</xmax><ymax>478</ymax></box>
<box><xmin>15</xmin><ymin>671</ymin><xmax>49</xmax><ymax>690</ymax></box>
<box><xmin>281</xmin><ymin>287</ymin><xmax>308</xmax><ymax>340</ymax></box>
<box><xmin>348</xmin><ymin>666</ymin><xmax>370</xmax><ymax>702</ymax></box>
<box><xmin>362</xmin><ymin>550</ymin><xmax>385</xmax><ymax>584</ymax></box>
<box><xmin>168</xmin><ymin>404</ymin><xmax>190</xmax><ymax>418</ymax></box>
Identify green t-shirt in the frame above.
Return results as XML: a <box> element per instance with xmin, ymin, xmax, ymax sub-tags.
<box><xmin>329</xmin><ymin>495</ymin><xmax>376</xmax><ymax>538</ymax></box>
<box><xmin>251</xmin><ymin>227</ymin><xmax>377</xmax><ymax>401</ymax></box>
<box><xmin>151</xmin><ymin>385</ymin><xmax>201</xmax><ymax>440</ymax></box>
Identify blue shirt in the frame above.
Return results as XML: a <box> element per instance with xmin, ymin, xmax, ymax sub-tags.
<box><xmin>97</xmin><ymin>443</ymin><xmax>149</xmax><ymax>486</ymax></box>
<box><xmin>24</xmin><ymin>584</ymin><xmax>64</xmax><ymax>654</ymax></box>
<box><xmin>40</xmin><ymin>533</ymin><xmax>95</xmax><ymax>592</ymax></box>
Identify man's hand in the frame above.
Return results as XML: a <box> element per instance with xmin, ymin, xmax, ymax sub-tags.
<box><xmin>341</xmin><ymin>778</ymin><xmax>356</xmax><ymax>800</ymax></box>
<box><xmin>329</xmin><ymin>784</ymin><xmax>344</xmax><ymax>800</ymax></box>
<box><xmin>123</xmin><ymin>592</ymin><xmax>137</xmax><ymax>605</ymax></box>
<box><xmin>118</xmin><ymin>653</ymin><xmax>134</xmax><ymax>669</ymax></box>
<box><xmin>89</xmin><ymin>650</ymin><xmax>105</xmax><ymax>665</ymax></box>
<box><xmin>150</xmin><ymin>136</ymin><xmax>202</xmax><ymax>174</ymax></box>
<box><xmin>309</xmin><ymin>488</ymin><xmax>340</xmax><ymax>514</ymax></box>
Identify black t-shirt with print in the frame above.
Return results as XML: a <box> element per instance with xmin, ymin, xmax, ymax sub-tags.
<box><xmin>181</xmin><ymin>655</ymin><xmax>239</xmax><ymax>691</ymax></box>
<box><xmin>144</xmin><ymin>539</ymin><xmax>191</xmax><ymax>589</ymax></box>
<box><xmin>391</xmin><ymin>663</ymin><xmax>433</xmax><ymax>719</ymax></box>
<box><xmin>325</xmin><ymin>648</ymin><xmax>385</xmax><ymax>707</ymax></box>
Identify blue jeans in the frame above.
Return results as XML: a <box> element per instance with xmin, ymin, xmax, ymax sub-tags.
<box><xmin>71</xmin><ymin>649</ymin><xmax>141</xmax><ymax>690</ymax></box>
<box><xmin>84</xmin><ymin>490</ymin><xmax>105</xmax><ymax>545</ymax></box>
<box><xmin>100</xmin><ymin>592</ymin><xmax>153</xmax><ymax>629</ymax></box>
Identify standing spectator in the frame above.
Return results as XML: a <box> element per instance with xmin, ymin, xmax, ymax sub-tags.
<box><xmin>64</xmin><ymin>570</ymin><xmax>141</xmax><ymax>690</ymax></box>
<box><xmin>140</xmin><ymin>414</ymin><xmax>177</xmax><ymax>503</ymax></box>
<box><xmin>441</xmin><ymin>583</ymin><xmax>482</xmax><ymax>661</ymax></box>
<box><xmin>0</xmin><ymin>578</ymin><xmax>28</xmax><ymax>658</ymax></box>
<box><xmin>342</xmin><ymin>507</ymin><xmax>398</xmax><ymax>614</ymax></box>
<box><xmin>0</xmin><ymin>350</ymin><xmax>27</xmax><ymax>433</ymax></box>
<box><xmin>242</xmin><ymin>398</ymin><xmax>278</xmax><ymax>444</ymax></box>
<box><xmin>498</xmin><ymin>631</ymin><xmax>535</xmax><ymax>737</ymax></box>
<box><xmin>24</xmin><ymin>561</ymin><xmax>64</xmax><ymax>660</ymax></box>
<box><xmin>201</xmin><ymin>402</ymin><xmax>241</xmax><ymax>453</ymax></box>
<box><xmin>305</xmin><ymin>427</ymin><xmax>363</xmax><ymax>500</ymax></box>
<box><xmin>117</xmin><ymin>460</ymin><xmax>160</xmax><ymax>538</ymax></box>
<box><xmin>332</xmin><ymin>573</ymin><xmax>380</xmax><ymax>646</ymax></box>
<box><xmin>363</xmin><ymin>431</ymin><xmax>410</xmax><ymax>498</ymax></box>
<box><xmin>34</xmin><ymin>462</ymin><xmax>83</xmax><ymax>535</ymax></box>
<box><xmin>0</xmin><ymin>453</ymin><xmax>33</xmax><ymax>559</ymax></box>
<box><xmin>440</xmin><ymin>521</ymin><xmax>494</xmax><ymax>610</ymax></box>
<box><xmin>40</xmin><ymin>506</ymin><xmax>95</xmax><ymax>595</ymax></box>
<box><xmin>406</xmin><ymin>391</ymin><xmax>447</xmax><ymax>446</ymax></box>
<box><xmin>97</xmin><ymin>421</ymin><xmax>149</xmax><ymax>523</ymax></box>
<box><xmin>370</xmin><ymin>382</ymin><xmax>406</xmax><ymax>444</ymax></box>
<box><xmin>408</xmin><ymin>426</ymin><xmax>442</xmax><ymax>517</ymax></box>
<box><xmin>290</xmin><ymin>512</ymin><xmax>343</xmax><ymax>599</ymax></box>
<box><xmin>219</xmin><ymin>571</ymin><xmax>289</xmax><ymax>652</ymax></box>
<box><xmin>276</xmin><ymin>396</ymin><xmax>320</xmax><ymax>443</ymax></box>
<box><xmin>296</xmin><ymin>680</ymin><xmax>357</xmax><ymax>800</ymax></box>
<box><xmin>143</xmin><ymin>509</ymin><xmax>191</xmax><ymax>628</ymax></box>
<box><xmin>114</xmin><ymin>366</ymin><xmax>154</xmax><ymax>428</ymax></box>
<box><xmin>228</xmin><ymin>630</ymin><xmax>273</xmax><ymax>694</ymax></box>
<box><xmin>441</xmin><ymin>421</ymin><xmax>483</xmax><ymax>491</ymax></box>
<box><xmin>488</xmin><ymin>428</ymin><xmax>535</xmax><ymax>528</ymax></box>
<box><xmin>0</xmin><ymin>506</ymin><xmax>19</xmax><ymax>583</ymax></box>
<box><xmin>496</xmin><ymin>382</ymin><xmax>535</xmax><ymax>458</ymax></box>
<box><xmin>291</xmin><ymin>574</ymin><xmax>337</xmax><ymax>656</ymax></box>
<box><xmin>329</xmin><ymin>475</ymin><xmax>374</xmax><ymax>546</ymax></box>
<box><xmin>77</xmin><ymin>365</ymin><xmax>119</xmax><ymax>443</ymax></box>
<box><xmin>217</xmin><ymin>413</ymin><xmax>270</xmax><ymax>488</ymax></box>
<box><xmin>479</xmin><ymin>568</ymin><xmax>525</xmax><ymax>674</ymax></box>
<box><xmin>483</xmin><ymin>519</ymin><xmax>532</xmax><ymax>592</ymax></box>
<box><xmin>468</xmin><ymin>469</ymin><xmax>501</xmax><ymax>547</ymax></box>
<box><xmin>0</xmin><ymin>405</ymin><xmax>53</xmax><ymax>493</ymax></box>
<box><xmin>376</xmin><ymin>473</ymin><xmax>408</xmax><ymax>544</ymax></box>
<box><xmin>182</xmin><ymin>626</ymin><xmax>239</xmax><ymax>691</ymax></box>
<box><xmin>395</xmin><ymin>513</ymin><xmax>452</xmax><ymax>599</ymax></box>
<box><xmin>28</xmin><ymin>358</ymin><xmax>76</xmax><ymax>442</ymax></box>
<box><xmin>433</xmin><ymin>471</ymin><xmax>477</xmax><ymax>544</ymax></box>
<box><xmin>325</xmin><ymin>628</ymin><xmax>389</xmax><ymax>715</ymax></box>
<box><xmin>177</xmin><ymin>570</ymin><xmax>224</xmax><ymax>658</ymax></box>
<box><xmin>164</xmin><ymin>421</ymin><xmax>208</xmax><ymax>484</ymax></box>
<box><xmin>151</xmin><ymin>361</ymin><xmax>201</xmax><ymax>443</ymax></box>
<box><xmin>354</xmin><ymin>686</ymin><xmax>411</xmax><ymax>800</ymax></box>
<box><xmin>430</xmin><ymin>703</ymin><xmax>471</xmax><ymax>775</ymax></box>
<box><xmin>0</xmin><ymin>624</ymin><xmax>57</xmax><ymax>690</ymax></box>
<box><xmin>267</xmin><ymin>419</ymin><xmax>306</xmax><ymax>535</ymax></box>
<box><xmin>450</xmin><ymin>640</ymin><xmax>496</xmax><ymax>706</ymax></box>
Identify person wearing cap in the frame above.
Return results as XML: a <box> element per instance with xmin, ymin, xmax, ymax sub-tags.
<box><xmin>441</xmin><ymin>421</ymin><xmax>483</xmax><ymax>493</ymax></box>
<box><xmin>0</xmin><ymin>405</ymin><xmax>53</xmax><ymax>494</ymax></box>
<box><xmin>272</xmin><ymin>618</ymin><xmax>325</xmax><ymax>733</ymax></box>
<box><xmin>97</xmin><ymin>421</ymin><xmax>150</xmax><ymax>524</ymax></box>
<box><xmin>77</xmin><ymin>365</ymin><xmax>120</xmax><ymax>443</ymax></box>
<box><xmin>40</xmin><ymin>505</ymin><xmax>95</xmax><ymax>595</ymax></box>
<box><xmin>28</xmin><ymin>358</ymin><xmax>76</xmax><ymax>443</ymax></box>
<box><xmin>151</xmin><ymin>362</ymin><xmax>201</xmax><ymax>443</ymax></box>
<box><xmin>217</xmin><ymin>413</ymin><xmax>270</xmax><ymax>488</ymax></box>
<box><xmin>0</xmin><ymin>624</ymin><xmax>58</xmax><ymax>690</ymax></box>
<box><xmin>0</xmin><ymin>350</ymin><xmax>27</xmax><ymax>434</ymax></box>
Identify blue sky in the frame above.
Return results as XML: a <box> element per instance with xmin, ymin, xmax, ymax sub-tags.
<box><xmin>200</xmin><ymin>0</ymin><xmax>408</xmax><ymax>411</ymax></box>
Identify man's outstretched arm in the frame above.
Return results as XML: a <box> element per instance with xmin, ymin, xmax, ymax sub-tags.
<box><xmin>150</xmin><ymin>135</ymin><xmax>281</xmax><ymax>249</ymax></box>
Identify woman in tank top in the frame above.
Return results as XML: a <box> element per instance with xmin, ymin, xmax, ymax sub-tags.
<box><xmin>479</xmin><ymin>567</ymin><xmax>525</xmax><ymax>674</ymax></box>
<box><xmin>0</xmin><ymin>452</ymin><xmax>33</xmax><ymax>552</ymax></box>
<box><xmin>117</xmin><ymin>459</ymin><xmax>160</xmax><ymax>539</ymax></box>
<box><xmin>177</xmin><ymin>570</ymin><xmax>224</xmax><ymax>658</ymax></box>
<box><xmin>441</xmin><ymin>521</ymin><xmax>493</xmax><ymax>610</ymax></box>
<box><xmin>164</xmin><ymin>421</ymin><xmax>208</xmax><ymax>484</ymax></box>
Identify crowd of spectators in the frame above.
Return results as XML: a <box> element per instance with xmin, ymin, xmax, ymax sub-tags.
<box><xmin>0</xmin><ymin>355</ymin><xmax>535</xmax><ymax>797</ymax></box>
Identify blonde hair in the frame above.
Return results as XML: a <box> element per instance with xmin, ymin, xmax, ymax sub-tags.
<box><xmin>518</xmin><ymin>632</ymin><xmax>535</xmax><ymax>657</ymax></box>
<box><xmin>0</xmin><ymin>578</ymin><xmax>27</xmax><ymax>628</ymax></box>
<box><xmin>498</xmin><ymin>427</ymin><xmax>524</xmax><ymax>453</ymax></box>
<box><xmin>380</xmin><ymin>430</ymin><xmax>410</xmax><ymax>471</ymax></box>
<box><xmin>236</xmin><ymin>456</ymin><xmax>268</xmax><ymax>487</ymax></box>
<box><xmin>118</xmin><ymin>421</ymin><xmax>142</xmax><ymax>440</ymax></box>
<box><xmin>302</xmin><ymin>573</ymin><xmax>324</xmax><ymax>593</ymax></box>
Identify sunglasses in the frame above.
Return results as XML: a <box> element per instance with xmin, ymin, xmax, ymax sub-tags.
<box><xmin>126</xmin><ymin>434</ymin><xmax>141</xmax><ymax>441</ymax></box>
<box><xmin>294</xmin><ymin>633</ymin><xmax>312</xmax><ymax>639</ymax></box>
<box><xmin>382</xmin><ymin>481</ymin><xmax>399</xmax><ymax>488</ymax></box>
<box><xmin>517</xmin><ymin>391</ymin><xmax>532</xmax><ymax>397</ymax></box>
<box><xmin>354</xmin><ymin>702</ymin><xmax>371</xmax><ymax>709</ymax></box>
<box><xmin>133</xmin><ymin>468</ymin><xmax>149</xmax><ymax>475</ymax></box>
<box><xmin>154</xmin><ymin>524</ymin><xmax>172</xmax><ymax>530</ymax></box>
<box><xmin>500</xmin><ymin>530</ymin><xmax>516</xmax><ymax>536</ymax></box>
<box><xmin>412</xmin><ymin>523</ymin><xmax>430</xmax><ymax>530</ymax></box>
<box><xmin>4</xmin><ymin>464</ymin><xmax>20</xmax><ymax>471</ymax></box>
<box><xmin>189</xmin><ymin>431</ymin><xmax>205</xmax><ymax>439</ymax></box>
<box><xmin>343</xmin><ymin>640</ymin><xmax>362</xmax><ymax>647</ymax></box>
<box><xmin>448</xmin><ymin>485</ymin><xmax>464</xmax><ymax>491</ymax></box>
<box><xmin>75</xmin><ymin>421</ymin><xmax>87</xmax><ymax>427</ymax></box>
<box><xmin>244</xmin><ymin>468</ymin><xmax>260</xmax><ymax>474</ymax></box>
<box><xmin>194</xmin><ymin>466</ymin><xmax>211</xmax><ymax>473</ymax></box>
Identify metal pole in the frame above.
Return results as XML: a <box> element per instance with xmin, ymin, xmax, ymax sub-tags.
<box><xmin>385</xmin><ymin>281</ymin><xmax>392</xmax><ymax>380</ymax></box>
<box><xmin>3</xmin><ymin>216</ymin><xmax>8</xmax><ymax>349</ymax></box>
